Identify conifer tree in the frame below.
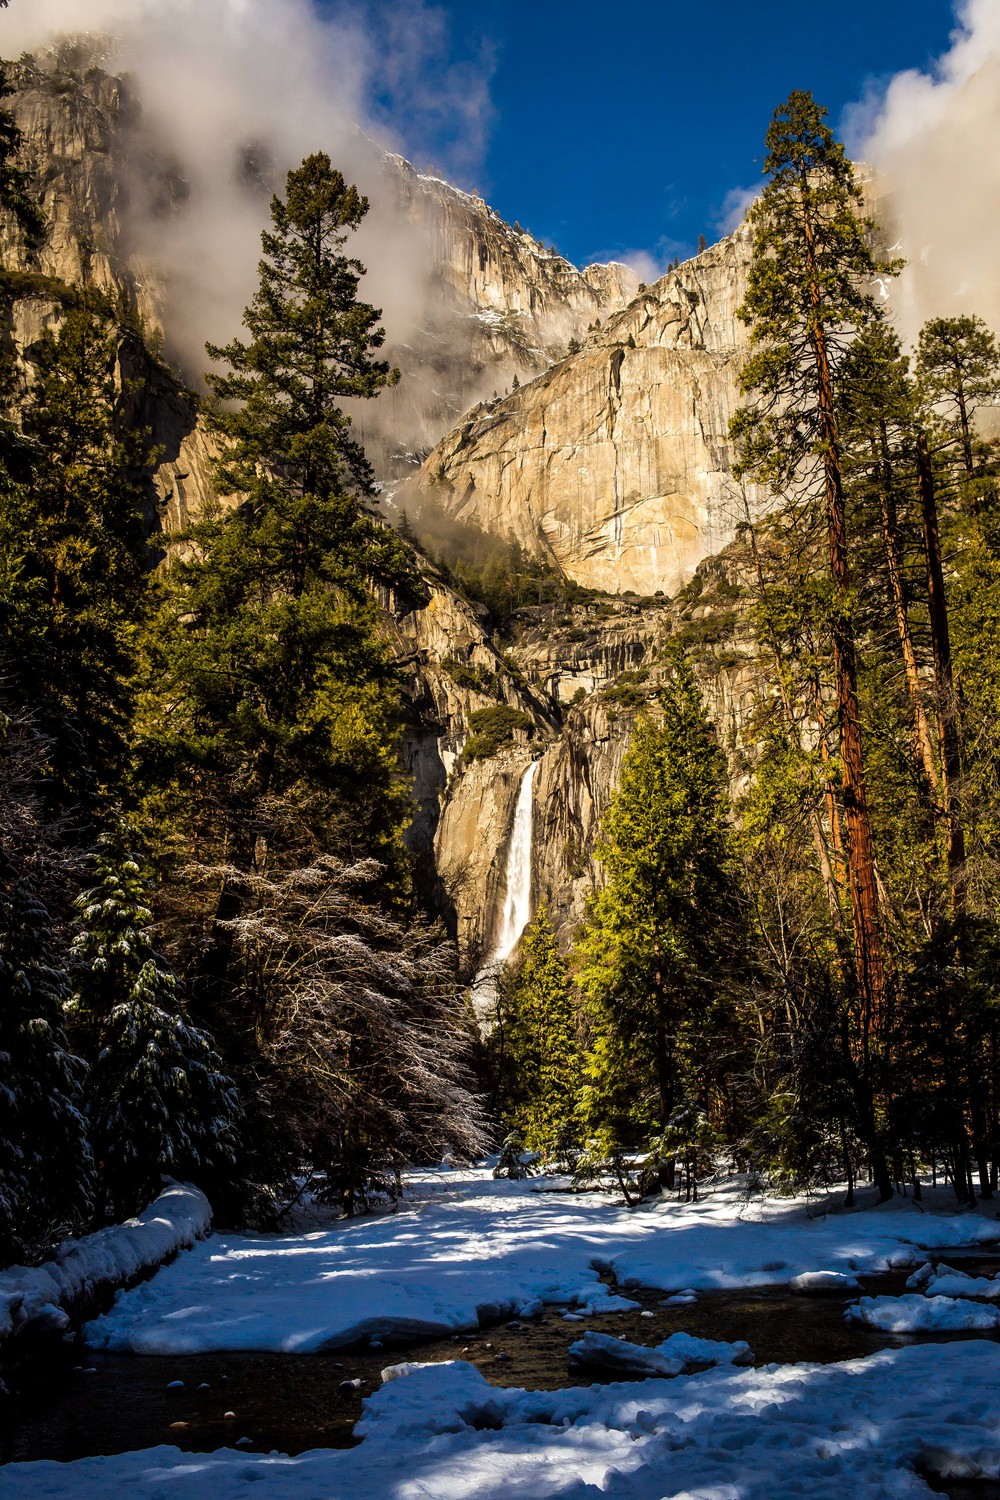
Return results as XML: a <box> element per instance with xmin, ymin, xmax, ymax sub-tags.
<box><xmin>839</xmin><ymin>321</ymin><xmax>939</xmax><ymax>797</ymax></box>
<box><xmin>1</xmin><ymin>300</ymin><xmax>154</xmax><ymax>815</ymax></box>
<box><xmin>71</xmin><ymin>829</ymin><xmax>239</xmax><ymax>1220</ymax></box>
<box><xmin>499</xmin><ymin>903</ymin><xmax>578</xmax><ymax>1156</ymax></box>
<box><xmin>577</xmin><ymin>650</ymin><xmax>737</xmax><ymax>1154</ymax></box>
<box><xmin>916</xmin><ymin>315</ymin><xmax>1000</xmax><ymax>483</ymax></box>
<box><xmin>731</xmin><ymin>91</ymin><xmax>898</xmax><ymax>1198</ymax></box>
<box><xmin>0</xmin><ymin>843</ymin><xmax>91</xmax><ymax>1261</ymax></box>
<box><xmin>145</xmin><ymin>154</ymin><xmax>426</xmax><ymax>981</ymax></box>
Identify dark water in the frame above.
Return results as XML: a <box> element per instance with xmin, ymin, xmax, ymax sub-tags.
<box><xmin>3</xmin><ymin>1249</ymin><xmax>1000</xmax><ymax>1495</ymax></box>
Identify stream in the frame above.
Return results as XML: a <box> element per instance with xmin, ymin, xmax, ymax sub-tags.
<box><xmin>4</xmin><ymin>1248</ymin><xmax>1000</xmax><ymax>1492</ymax></box>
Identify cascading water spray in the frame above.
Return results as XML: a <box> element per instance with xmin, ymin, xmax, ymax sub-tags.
<box><xmin>471</xmin><ymin>760</ymin><xmax>538</xmax><ymax>1019</ymax></box>
<box><xmin>491</xmin><ymin>760</ymin><xmax>538</xmax><ymax>967</ymax></box>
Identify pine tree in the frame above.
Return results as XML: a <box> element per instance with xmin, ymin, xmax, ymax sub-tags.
<box><xmin>0</xmin><ymin>843</ymin><xmax>91</xmax><ymax>1262</ymax></box>
<box><xmin>499</xmin><ymin>903</ymin><xmax>579</xmax><ymax>1156</ymax></box>
<box><xmin>577</xmin><ymin>650</ymin><xmax>737</xmax><ymax>1159</ymax></box>
<box><xmin>71</xmin><ymin>828</ymin><xmax>240</xmax><ymax>1221</ymax></box>
<box><xmin>731</xmin><ymin>91</ymin><xmax>899</xmax><ymax>1199</ymax></box>
<box><xmin>916</xmin><ymin>315</ymin><xmax>1000</xmax><ymax>483</ymax></box>
<box><xmin>1</xmin><ymin>299</ymin><xmax>154</xmax><ymax>815</ymax></box>
<box><xmin>144</xmin><ymin>155</ymin><xmax>426</xmax><ymax>957</ymax></box>
<box><xmin>839</xmin><ymin>321</ymin><xmax>940</xmax><ymax>797</ymax></box>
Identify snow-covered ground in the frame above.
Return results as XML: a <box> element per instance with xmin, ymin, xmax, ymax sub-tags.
<box><xmin>0</xmin><ymin>1182</ymin><xmax>210</xmax><ymax>1345</ymax></box>
<box><xmin>8</xmin><ymin>1168</ymin><xmax>1000</xmax><ymax>1498</ymax></box>
<box><xmin>6</xmin><ymin>1343</ymin><xmax>1000</xmax><ymax>1498</ymax></box>
<box><xmin>83</xmin><ymin>1167</ymin><xmax>1000</xmax><ymax>1354</ymax></box>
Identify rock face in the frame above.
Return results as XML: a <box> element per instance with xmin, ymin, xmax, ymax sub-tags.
<box><xmin>404</xmin><ymin>228</ymin><xmax>759</xmax><ymax>596</ymax></box>
<box><xmin>2</xmin><ymin>51</ymin><xmax>215</xmax><ymax>534</ymax></box>
<box><xmin>1</xmin><ymin>46</ymin><xmax>761</xmax><ymax>976</ymax></box>
<box><xmin>390</xmin><ymin>590</ymin><xmax>682</xmax><ymax>964</ymax></box>
<box><xmin>2</xmin><ymin>51</ymin><xmax>638</xmax><ymax>516</ymax></box>
<box><xmin>352</xmin><ymin>154</ymin><xmax>640</xmax><ymax>480</ymax></box>
<box><xmin>386</xmin><ymin>579</ymin><xmax>551</xmax><ymax>963</ymax></box>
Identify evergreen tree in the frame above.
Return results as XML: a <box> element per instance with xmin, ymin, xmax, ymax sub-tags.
<box><xmin>71</xmin><ymin>829</ymin><xmax>240</xmax><ymax>1220</ymax></box>
<box><xmin>144</xmin><ymin>154</ymin><xmax>426</xmax><ymax>956</ymax></box>
<box><xmin>1</xmin><ymin>300</ymin><xmax>154</xmax><ymax>815</ymax></box>
<box><xmin>0</xmin><ymin>841</ymin><xmax>91</xmax><ymax>1262</ymax></box>
<box><xmin>498</xmin><ymin>903</ymin><xmax>578</xmax><ymax>1156</ymax></box>
<box><xmin>839</xmin><ymin>321</ymin><xmax>940</xmax><ymax>800</ymax></box>
<box><xmin>916</xmin><ymin>315</ymin><xmax>1000</xmax><ymax>483</ymax></box>
<box><xmin>731</xmin><ymin>91</ymin><xmax>899</xmax><ymax>1198</ymax></box>
<box><xmin>577</xmin><ymin>650</ymin><xmax>737</xmax><ymax>1160</ymax></box>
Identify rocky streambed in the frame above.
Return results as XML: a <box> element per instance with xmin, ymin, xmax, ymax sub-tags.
<box><xmin>5</xmin><ymin>1251</ymin><xmax>1000</xmax><ymax>1472</ymax></box>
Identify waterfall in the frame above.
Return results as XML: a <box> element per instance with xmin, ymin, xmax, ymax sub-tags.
<box><xmin>491</xmin><ymin>760</ymin><xmax>539</xmax><ymax>967</ymax></box>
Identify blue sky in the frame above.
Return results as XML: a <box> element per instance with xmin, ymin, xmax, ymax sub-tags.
<box><xmin>356</xmin><ymin>0</ymin><xmax>959</xmax><ymax>272</ymax></box>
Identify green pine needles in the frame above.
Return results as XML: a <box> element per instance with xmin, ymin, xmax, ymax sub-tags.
<box><xmin>71</xmin><ymin>829</ymin><xmax>239</xmax><ymax>1221</ymax></box>
<box><xmin>577</xmin><ymin>649</ymin><xmax>739</xmax><ymax>1146</ymax></box>
<box><xmin>498</xmin><ymin>903</ymin><xmax>578</xmax><ymax>1156</ymax></box>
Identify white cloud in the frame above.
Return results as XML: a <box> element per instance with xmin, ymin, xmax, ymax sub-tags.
<box><xmin>1</xmin><ymin>0</ymin><xmax>493</xmax><ymax>378</ymax></box>
<box><xmin>715</xmin><ymin>184</ymin><xmax>759</xmax><ymax>236</ymax></box>
<box><xmin>858</xmin><ymin>0</ymin><xmax>1000</xmax><ymax>342</ymax></box>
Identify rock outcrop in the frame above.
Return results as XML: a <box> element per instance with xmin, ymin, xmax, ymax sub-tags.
<box><xmin>389</xmin><ymin>589</ymin><xmax>684</xmax><ymax>964</ymax></box>
<box><xmin>403</xmin><ymin>227</ymin><xmax>758</xmax><ymax>597</ymax></box>
<box><xmin>2</xmin><ymin>51</ymin><xmax>639</xmax><ymax>517</ymax></box>
<box><xmin>351</xmin><ymin>154</ymin><xmax>640</xmax><ymax>480</ymax></box>
<box><xmin>1</xmin><ymin>45</ymin><xmax>763</xmax><ymax>976</ymax></box>
<box><xmin>2</xmin><ymin>51</ymin><xmax>215</xmax><ymax>533</ymax></box>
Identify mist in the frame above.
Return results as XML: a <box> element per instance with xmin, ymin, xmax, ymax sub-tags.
<box><xmin>855</xmin><ymin>0</ymin><xmax>1000</xmax><ymax>345</ymax></box>
<box><xmin>1</xmin><ymin>0</ymin><xmax>491</xmax><ymax>381</ymax></box>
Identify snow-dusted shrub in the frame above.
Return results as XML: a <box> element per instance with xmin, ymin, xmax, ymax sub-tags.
<box><xmin>216</xmin><ymin>854</ymin><xmax>487</xmax><ymax>1215</ymax></box>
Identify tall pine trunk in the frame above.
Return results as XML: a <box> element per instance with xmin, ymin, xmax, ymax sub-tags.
<box><xmin>872</xmin><ymin>438</ymin><xmax>939</xmax><ymax>794</ymax></box>
<box><xmin>916</xmin><ymin>434</ymin><xmax>965</xmax><ymax>907</ymax></box>
<box><xmin>805</xmin><ymin>219</ymin><xmax>892</xmax><ymax>1202</ymax></box>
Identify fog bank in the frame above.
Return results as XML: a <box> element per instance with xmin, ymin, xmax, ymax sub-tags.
<box><xmin>2</xmin><ymin>0</ymin><xmax>490</xmax><ymax>379</ymax></box>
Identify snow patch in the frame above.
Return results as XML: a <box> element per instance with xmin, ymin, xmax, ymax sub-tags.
<box><xmin>912</xmin><ymin>1263</ymin><xmax>1000</xmax><ymax>1300</ymax></box>
<box><xmin>0</xmin><ymin>1182</ymin><xmax>211</xmax><ymax>1346</ymax></box>
<box><xmin>568</xmin><ymin>1329</ymin><xmax>753</xmax><ymax>1378</ymax></box>
<box><xmin>790</xmin><ymin>1270</ymin><xmax>861</xmax><ymax>1295</ymax></box>
<box><xmin>79</xmin><ymin>1168</ymin><xmax>1000</xmax><ymax>1356</ymax></box>
<box><xmin>848</xmin><ymin>1292</ymin><xmax>1000</xmax><ymax>1332</ymax></box>
<box><xmin>10</xmin><ymin>1343</ymin><xmax>1000</xmax><ymax>1498</ymax></box>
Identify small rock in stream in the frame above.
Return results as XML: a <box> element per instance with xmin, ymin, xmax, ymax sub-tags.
<box><xmin>166</xmin><ymin>1380</ymin><xmax>184</xmax><ymax>1390</ymax></box>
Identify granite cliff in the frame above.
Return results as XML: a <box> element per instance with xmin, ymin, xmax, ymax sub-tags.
<box><xmin>357</xmin><ymin>154</ymin><xmax>639</xmax><ymax>479</ymax></box>
<box><xmin>0</xmin><ymin>45</ymin><xmax>759</xmax><ymax>973</ymax></box>
<box><xmin>402</xmin><ymin>227</ymin><xmax>758</xmax><ymax>597</ymax></box>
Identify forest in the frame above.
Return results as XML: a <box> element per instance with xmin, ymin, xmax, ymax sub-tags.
<box><xmin>3</xmin><ymin>59</ymin><xmax>1000</xmax><ymax>1278</ymax></box>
